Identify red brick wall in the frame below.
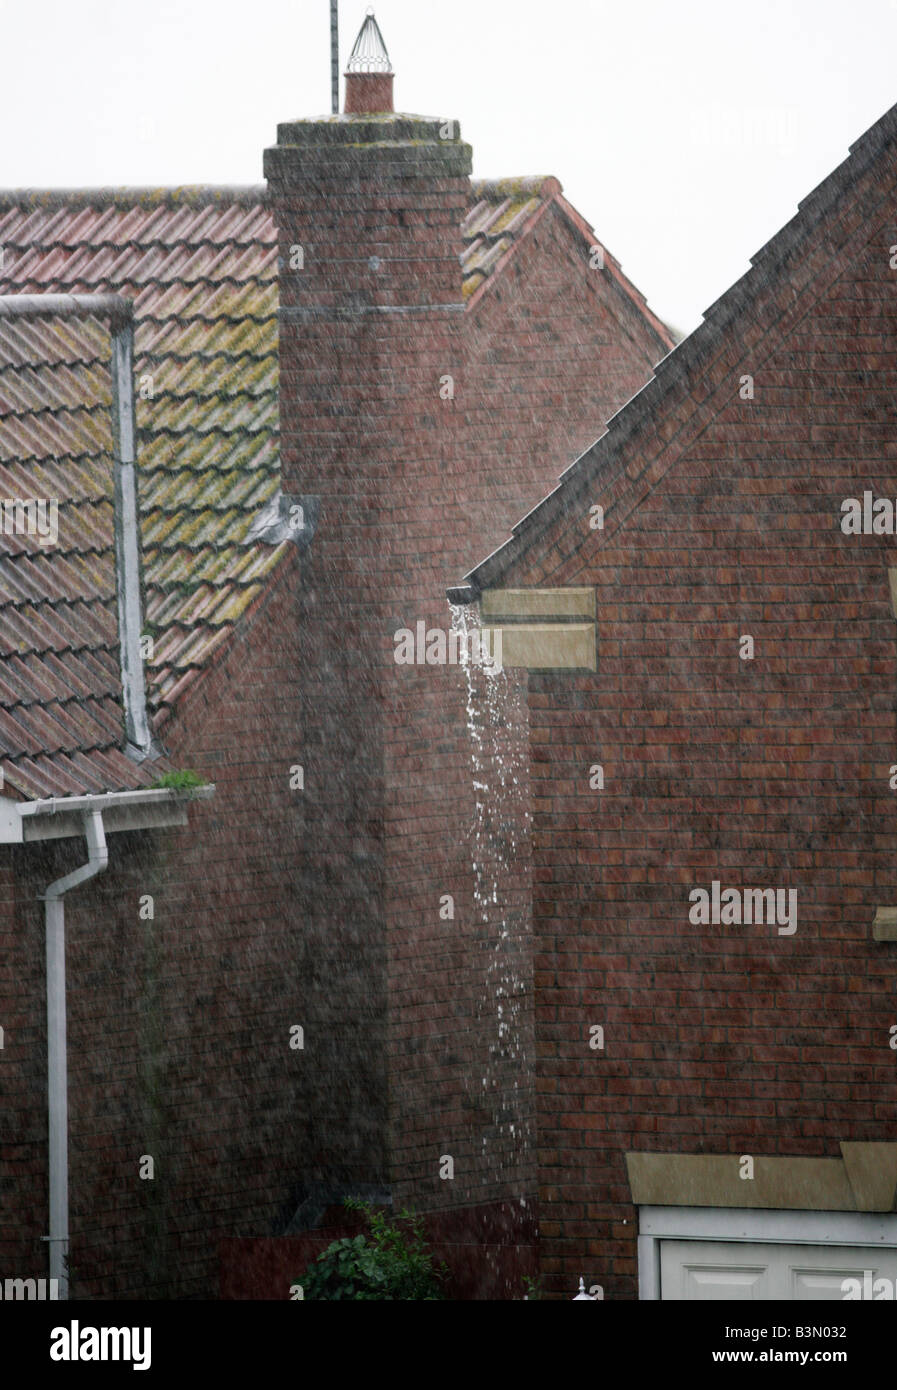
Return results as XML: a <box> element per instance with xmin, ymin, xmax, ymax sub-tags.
<box><xmin>381</xmin><ymin>211</ymin><xmax>668</xmax><ymax>1215</ymax></box>
<box><xmin>463</xmin><ymin>203</ymin><xmax>671</xmax><ymax>510</ymax></box>
<box><xmin>490</xmin><ymin>151</ymin><xmax>897</xmax><ymax>1296</ymax></box>
<box><xmin>0</xmin><ymin>857</ymin><xmax>47</xmax><ymax>1279</ymax></box>
<box><xmin>0</xmin><ymin>548</ymin><xmax>327</xmax><ymax>1297</ymax></box>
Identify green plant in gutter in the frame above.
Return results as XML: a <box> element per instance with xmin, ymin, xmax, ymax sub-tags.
<box><xmin>298</xmin><ymin>1200</ymin><xmax>447</xmax><ymax>1300</ymax></box>
<box><xmin>149</xmin><ymin>769</ymin><xmax>206</xmax><ymax>791</ymax></box>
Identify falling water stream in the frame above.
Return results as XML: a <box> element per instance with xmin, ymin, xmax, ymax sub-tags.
<box><xmin>450</xmin><ymin>603</ymin><xmax>534</xmax><ymax>1219</ymax></box>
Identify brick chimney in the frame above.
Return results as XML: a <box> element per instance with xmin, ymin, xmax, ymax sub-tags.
<box><xmin>261</xmin><ymin>15</ymin><xmax>473</xmax><ymax>1192</ymax></box>
<box><xmin>263</xmin><ymin>14</ymin><xmax>472</xmax><ymax>498</ymax></box>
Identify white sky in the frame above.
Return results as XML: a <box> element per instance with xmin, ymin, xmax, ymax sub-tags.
<box><xmin>3</xmin><ymin>0</ymin><xmax>897</xmax><ymax>334</ymax></box>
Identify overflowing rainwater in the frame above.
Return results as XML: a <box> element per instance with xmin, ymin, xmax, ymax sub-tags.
<box><xmin>450</xmin><ymin>603</ymin><xmax>534</xmax><ymax>1207</ymax></box>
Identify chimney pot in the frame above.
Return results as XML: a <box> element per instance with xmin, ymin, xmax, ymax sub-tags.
<box><xmin>344</xmin><ymin>9</ymin><xmax>394</xmax><ymax>114</ymax></box>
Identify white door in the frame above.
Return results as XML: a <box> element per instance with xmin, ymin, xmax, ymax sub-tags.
<box><xmin>660</xmin><ymin>1239</ymin><xmax>897</xmax><ymax>1300</ymax></box>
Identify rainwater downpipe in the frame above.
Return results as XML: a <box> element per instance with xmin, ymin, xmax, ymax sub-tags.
<box><xmin>42</xmin><ymin>810</ymin><xmax>109</xmax><ymax>1300</ymax></box>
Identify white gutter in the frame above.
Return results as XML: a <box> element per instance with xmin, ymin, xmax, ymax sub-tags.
<box><xmin>17</xmin><ymin>786</ymin><xmax>212</xmax><ymax>819</ymax></box>
<box><xmin>41</xmin><ymin>810</ymin><xmax>109</xmax><ymax>1300</ymax></box>
<box><xmin>0</xmin><ymin>785</ymin><xmax>216</xmax><ymax>844</ymax></box>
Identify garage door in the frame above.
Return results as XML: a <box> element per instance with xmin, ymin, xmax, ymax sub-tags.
<box><xmin>660</xmin><ymin>1239</ymin><xmax>897</xmax><ymax>1300</ymax></box>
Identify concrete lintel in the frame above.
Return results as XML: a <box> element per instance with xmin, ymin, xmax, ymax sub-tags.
<box><xmin>626</xmin><ymin>1146</ymin><xmax>897</xmax><ymax>1213</ymax></box>
<box><xmin>480</xmin><ymin>587</ymin><xmax>596</xmax><ymax>620</ymax></box>
<box><xmin>873</xmin><ymin>906</ymin><xmax>897</xmax><ymax>941</ymax></box>
<box><xmin>499</xmin><ymin>623</ymin><xmax>595</xmax><ymax>670</ymax></box>
<box><xmin>840</xmin><ymin>1143</ymin><xmax>897</xmax><ymax>1212</ymax></box>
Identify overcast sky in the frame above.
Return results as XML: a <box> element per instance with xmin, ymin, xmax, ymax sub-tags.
<box><xmin>4</xmin><ymin>0</ymin><xmax>897</xmax><ymax>334</ymax></box>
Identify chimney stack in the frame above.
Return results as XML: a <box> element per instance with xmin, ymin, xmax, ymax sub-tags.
<box><xmin>261</xmin><ymin>9</ymin><xmax>473</xmax><ymax>1195</ymax></box>
<box><xmin>263</xmin><ymin>12</ymin><xmax>472</xmax><ymax>499</ymax></box>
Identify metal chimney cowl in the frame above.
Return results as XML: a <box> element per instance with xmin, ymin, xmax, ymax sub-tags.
<box><xmin>344</xmin><ymin>8</ymin><xmax>394</xmax><ymax>114</ymax></box>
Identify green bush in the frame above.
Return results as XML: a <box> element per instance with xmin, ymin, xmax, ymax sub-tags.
<box><xmin>298</xmin><ymin>1200</ymin><xmax>447</xmax><ymax>1300</ymax></box>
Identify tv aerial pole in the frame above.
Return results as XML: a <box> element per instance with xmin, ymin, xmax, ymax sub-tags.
<box><xmin>330</xmin><ymin>0</ymin><xmax>339</xmax><ymax>113</ymax></box>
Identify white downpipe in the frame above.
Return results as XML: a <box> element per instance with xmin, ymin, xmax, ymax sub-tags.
<box><xmin>42</xmin><ymin>810</ymin><xmax>108</xmax><ymax>1299</ymax></box>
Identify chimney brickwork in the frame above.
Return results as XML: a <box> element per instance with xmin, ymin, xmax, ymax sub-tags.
<box><xmin>264</xmin><ymin>111</ymin><xmax>478</xmax><ymax>1197</ymax></box>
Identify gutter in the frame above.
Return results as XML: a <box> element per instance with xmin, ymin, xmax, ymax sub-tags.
<box><xmin>0</xmin><ymin>784</ymin><xmax>216</xmax><ymax>844</ymax></box>
<box><xmin>16</xmin><ymin>786</ymin><xmax>214</xmax><ymax>819</ymax></box>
